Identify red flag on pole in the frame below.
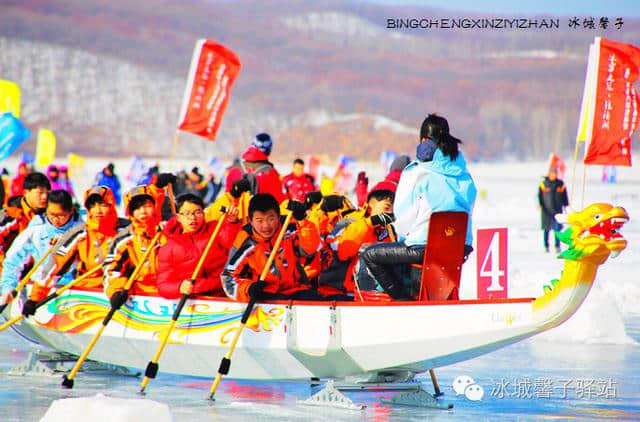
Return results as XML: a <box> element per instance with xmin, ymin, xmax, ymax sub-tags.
<box><xmin>584</xmin><ymin>38</ymin><xmax>640</xmax><ymax>166</ymax></box>
<box><xmin>177</xmin><ymin>39</ymin><xmax>241</xmax><ymax>141</ymax></box>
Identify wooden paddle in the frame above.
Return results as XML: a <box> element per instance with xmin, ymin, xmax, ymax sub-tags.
<box><xmin>208</xmin><ymin>212</ymin><xmax>293</xmax><ymax>400</ymax></box>
<box><xmin>61</xmin><ymin>230</ymin><xmax>163</xmax><ymax>388</ymax></box>
<box><xmin>138</xmin><ymin>208</ymin><xmax>228</xmax><ymax>394</ymax></box>
<box><xmin>167</xmin><ymin>183</ymin><xmax>177</xmax><ymax>215</ymax></box>
<box><xmin>0</xmin><ymin>240</ymin><xmax>58</xmax><ymax>315</ymax></box>
<box><xmin>0</xmin><ymin>264</ymin><xmax>103</xmax><ymax>332</ymax></box>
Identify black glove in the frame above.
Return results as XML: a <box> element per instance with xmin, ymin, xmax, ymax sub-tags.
<box><xmin>230</xmin><ymin>178</ymin><xmax>251</xmax><ymax>198</ymax></box>
<box><xmin>370</xmin><ymin>212</ymin><xmax>395</xmax><ymax>227</ymax></box>
<box><xmin>321</xmin><ymin>195</ymin><xmax>343</xmax><ymax>213</ymax></box>
<box><xmin>248</xmin><ymin>280</ymin><xmax>267</xmax><ymax>300</ymax></box>
<box><xmin>110</xmin><ymin>290</ymin><xmax>129</xmax><ymax>310</ymax></box>
<box><xmin>463</xmin><ymin>244</ymin><xmax>474</xmax><ymax>263</ymax></box>
<box><xmin>155</xmin><ymin>173</ymin><xmax>177</xmax><ymax>188</ymax></box>
<box><xmin>305</xmin><ymin>191</ymin><xmax>323</xmax><ymax>207</ymax></box>
<box><xmin>22</xmin><ymin>299</ymin><xmax>38</xmax><ymax>317</ymax></box>
<box><xmin>287</xmin><ymin>200</ymin><xmax>308</xmax><ymax>221</ymax></box>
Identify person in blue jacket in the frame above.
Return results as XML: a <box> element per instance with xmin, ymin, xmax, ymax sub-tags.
<box><xmin>361</xmin><ymin>114</ymin><xmax>477</xmax><ymax>299</ymax></box>
<box><xmin>93</xmin><ymin>163</ymin><xmax>122</xmax><ymax>206</ymax></box>
<box><xmin>0</xmin><ymin>190</ymin><xmax>82</xmax><ymax>306</ymax></box>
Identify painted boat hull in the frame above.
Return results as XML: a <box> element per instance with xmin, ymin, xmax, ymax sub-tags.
<box><xmin>4</xmin><ymin>288</ymin><xmax>553</xmax><ymax>380</ymax></box>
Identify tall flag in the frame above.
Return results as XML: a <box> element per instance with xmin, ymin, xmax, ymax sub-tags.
<box><xmin>0</xmin><ymin>113</ymin><xmax>31</xmax><ymax>162</ymax></box>
<box><xmin>580</xmin><ymin>38</ymin><xmax>640</xmax><ymax>166</ymax></box>
<box><xmin>35</xmin><ymin>128</ymin><xmax>56</xmax><ymax>168</ymax></box>
<box><xmin>547</xmin><ymin>153</ymin><xmax>567</xmax><ymax>180</ymax></box>
<box><xmin>177</xmin><ymin>39</ymin><xmax>241</xmax><ymax>141</ymax></box>
<box><xmin>0</xmin><ymin>80</ymin><xmax>20</xmax><ymax>118</ymax></box>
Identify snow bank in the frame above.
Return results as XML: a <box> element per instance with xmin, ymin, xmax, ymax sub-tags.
<box><xmin>40</xmin><ymin>394</ymin><xmax>173</xmax><ymax>422</ymax></box>
<box><xmin>532</xmin><ymin>283</ymin><xmax>636</xmax><ymax>345</ymax></box>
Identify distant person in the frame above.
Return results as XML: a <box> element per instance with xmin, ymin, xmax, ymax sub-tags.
<box><xmin>46</xmin><ymin>165</ymin><xmax>65</xmax><ymax>191</ymax></box>
<box><xmin>282</xmin><ymin>158</ymin><xmax>316</xmax><ymax>202</ymax></box>
<box><xmin>225</xmin><ymin>133</ymin><xmax>286</xmax><ymax>202</ymax></box>
<box><xmin>10</xmin><ymin>161</ymin><xmax>30</xmax><ymax>197</ymax></box>
<box><xmin>354</xmin><ymin>171</ymin><xmax>368</xmax><ymax>207</ymax></box>
<box><xmin>1</xmin><ymin>168</ymin><xmax>10</xmax><ymax>206</ymax></box>
<box><xmin>362</xmin><ymin>114</ymin><xmax>477</xmax><ymax>300</ymax></box>
<box><xmin>183</xmin><ymin>167</ymin><xmax>208</xmax><ymax>198</ymax></box>
<box><xmin>538</xmin><ymin>168</ymin><xmax>568</xmax><ymax>253</ymax></box>
<box><xmin>94</xmin><ymin>163</ymin><xmax>122</xmax><ymax>206</ymax></box>
<box><xmin>57</xmin><ymin>165</ymin><xmax>76</xmax><ymax>199</ymax></box>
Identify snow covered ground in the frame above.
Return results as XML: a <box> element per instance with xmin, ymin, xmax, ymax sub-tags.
<box><xmin>1</xmin><ymin>156</ymin><xmax>639</xmax><ymax>421</ymax></box>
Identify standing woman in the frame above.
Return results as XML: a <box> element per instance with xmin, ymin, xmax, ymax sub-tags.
<box><xmin>362</xmin><ymin>114</ymin><xmax>477</xmax><ymax>300</ymax></box>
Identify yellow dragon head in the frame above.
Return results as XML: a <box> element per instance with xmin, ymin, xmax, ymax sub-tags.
<box><xmin>557</xmin><ymin>203</ymin><xmax>629</xmax><ymax>264</ymax></box>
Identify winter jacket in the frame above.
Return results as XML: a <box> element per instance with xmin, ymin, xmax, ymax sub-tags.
<box><xmin>0</xmin><ymin>212</ymin><xmax>82</xmax><ymax>296</ymax></box>
<box><xmin>103</xmin><ymin>184</ymin><xmax>165</xmax><ymax>297</ymax></box>
<box><xmin>393</xmin><ymin>148</ymin><xmax>477</xmax><ymax>247</ymax></box>
<box><xmin>29</xmin><ymin>197</ymin><xmax>123</xmax><ymax>301</ymax></box>
<box><xmin>320</xmin><ymin>209</ymin><xmax>395</xmax><ymax>293</ymax></box>
<box><xmin>205</xmin><ymin>191</ymin><xmax>251</xmax><ymax>226</ymax></box>
<box><xmin>10</xmin><ymin>174</ymin><xmax>25</xmax><ymax>197</ymax></box>
<box><xmin>94</xmin><ymin>171</ymin><xmax>122</xmax><ymax>205</ymax></box>
<box><xmin>0</xmin><ymin>197</ymin><xmax>43</xmax><ymax>265</ymax></box>
<box><xmin>282</xmin><ymin>173</ymin><xmax>316</xmax><ymax>202</ymax></box>
<box><xmin>222</xmin><ymin>219</ymin><xmax>320</xmax><ymax>302</ymax></box>
<box><xmin>538</xmin><ymin>177</ymin><xmax>568</xmax><ymax>231</ymax></box>
<box><xmin>225</xmin><ymin>146</ymin><xmax>285</xmax><ymax>202</ymax></box>
<box><xmin>157</xmin><ymin>216</ymin><xmax>240</xmax><ymax>299</ymax></box>
<box><xmin>307</xmin><ymin>196</ymin><xmax>356</xmax><ymax>239</ymax></box>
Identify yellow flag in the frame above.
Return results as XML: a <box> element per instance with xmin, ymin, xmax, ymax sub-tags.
<box><xmin>36</xmin><ymin>128</ymin><xmax>57</xmax><ymax>168</ymax></box>
<box><xmin>68</xmin><ymin>152</ymin><xmax>85</xmax><ymax>168</ymax></box>
<box><xmin>0</xmin><ymin>80</ymin><xmax>21</xmax><ymax>117</ymax></box>
<box><xmin>575</xmin><ymin>41</ymin><xmax>598</xmax><ymax>143</ymax></box>
<box><xmin>319</xmin><ymin>175</ymin><xmax>335</xmax><ymax>196</ymax></box>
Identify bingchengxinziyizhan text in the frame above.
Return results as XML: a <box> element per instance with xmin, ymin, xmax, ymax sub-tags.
<box><xmin>386</xmin><ymin>17</ymin><xmax>625</xmax><ymax>30</ymax></box>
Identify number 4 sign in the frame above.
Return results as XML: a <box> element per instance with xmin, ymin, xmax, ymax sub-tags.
<box><xmin>476</xmin><ymin>228</ymin><xmax>508</xmax><ymax>299</ymax></box>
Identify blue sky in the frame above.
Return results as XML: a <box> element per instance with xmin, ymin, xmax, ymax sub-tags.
<box><xmin>376</xmin><ymin>0</ymin><xmax>640</xmax><ymax>17</ymax></box>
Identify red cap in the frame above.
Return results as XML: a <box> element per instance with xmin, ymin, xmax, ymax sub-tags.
<box><xmin>368</xmin><ymin>180</ymin><xmax>397</xmax><ymax>198</ymax></box>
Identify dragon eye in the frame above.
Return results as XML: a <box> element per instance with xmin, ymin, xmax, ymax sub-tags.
<box><xmin>594</xmin><ymin>214</ymin><xmax>601</xmax><ymax>220</ymax></box>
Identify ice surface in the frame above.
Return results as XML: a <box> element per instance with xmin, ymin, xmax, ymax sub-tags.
<box><xmin>39</xmin><ymin>393</ymin><xmax>173</xmax><ymax>422</ymax></box>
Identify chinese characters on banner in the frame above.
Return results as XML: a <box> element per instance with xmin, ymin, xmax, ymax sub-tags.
<box><xmin>583</xmin><ymin>38</ymin><xmax>640</xmax><ymax>166</ymax></box>
<box><xmin>177</xmin><ymin>39</ymin><xmax>241</xmax><ymax>141</ymax></box>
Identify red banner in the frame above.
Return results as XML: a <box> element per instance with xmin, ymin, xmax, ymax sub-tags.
<box><xmin>476</xmin><ymin>228</ymin><xmax>508</xmax><ymax>300</ymax></box>
<box><xmin>584</xmin><ymin>38</ymin><xmax>640</xmax><ymax>166</ymax></box>
<box><xmin>177</xmin><ymin>39</ymin><xmax>241</xmax><ymax>141</ymax></box>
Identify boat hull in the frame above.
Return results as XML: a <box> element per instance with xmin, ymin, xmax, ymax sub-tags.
<box><xmin>5</xmin><ymin>288</ymin><xmax>539</xmax><ymax>380</ymax></box>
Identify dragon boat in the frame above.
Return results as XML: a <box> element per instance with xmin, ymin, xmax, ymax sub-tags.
<box><xmin>2</xmin><ymin>203</ymin><xmax>629</xmax><ymax>381</ymax></box>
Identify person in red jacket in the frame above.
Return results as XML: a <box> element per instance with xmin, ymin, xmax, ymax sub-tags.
<box><xmin>282</xmin><ymin>158</ymin><xmax>316</xmax><ymax>202</ymax></box>
<box><xmin>157</xmin><ymin>194</ymin><xmax>240</xmax><ymax>299</ymax></box>
<box><xmin>10</xmin><ymin>162</ymin><xmax>30</xmax><ymax>197</ymax></box>
<box><xmin>225</xmin><ymin>133</ymin><xmax>286</xmax><ymax>203</ymax></box>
